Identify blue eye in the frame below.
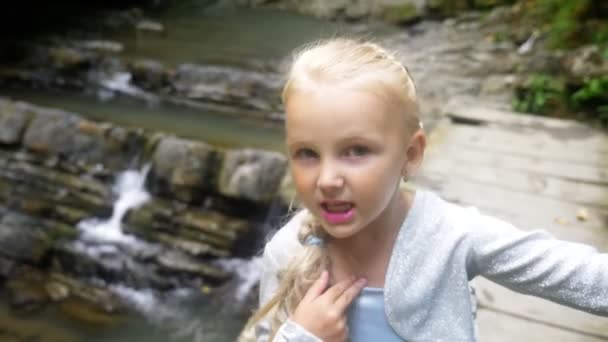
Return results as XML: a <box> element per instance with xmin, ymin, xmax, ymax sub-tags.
<box><xmin>344</xmin><ymin>145</ymin><xmax>369</xmax><ymax>158</ymax></box>
<box><xmin>293</xmin><ymin>148</ymin><xmax>318</xmax><ymax>160</ymax></box>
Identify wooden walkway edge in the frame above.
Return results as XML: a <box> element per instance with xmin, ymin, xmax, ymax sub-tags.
<box><xmin>416</xmin><ymin>98</ymin><xmax>608</xmax><ymax>341</ymax></box>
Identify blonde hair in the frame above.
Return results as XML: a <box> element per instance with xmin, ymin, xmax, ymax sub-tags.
<box><xmin>239</xmin><ymin>38</ymin><xmax>420</xmax><ymax>340</ymax></box>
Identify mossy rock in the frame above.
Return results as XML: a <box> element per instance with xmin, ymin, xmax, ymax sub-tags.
<box><xmin>59</xmin><ymin>297</ymin><xmax>123</xmax><ymax>326</ymax></box>
<box><xmin>427</xmin><ymin>0</ymin><xmax>473</xmax><ymax>15</ymax></box>
<box><xmin>382</xmin><ymin>4</ymin><xmax>421</xmax><ymax>24</ymax></box>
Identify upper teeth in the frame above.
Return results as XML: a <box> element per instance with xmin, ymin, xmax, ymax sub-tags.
<box><xmin>326</xmin><ymin>204</ymin><xmax>352</xmax><ymax>212</ymax></box>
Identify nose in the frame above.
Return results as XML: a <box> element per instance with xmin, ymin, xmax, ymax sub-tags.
<box><xmin>317</xmin><ymin>160</ymin><xmax>344</xmax><ymax>193</ymax></box>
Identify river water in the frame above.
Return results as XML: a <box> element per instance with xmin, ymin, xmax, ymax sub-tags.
<box><xmin>0</xmin><ymin>1</ymin><xmax>401</xmax><ymax>341</ymax></box>
<box><xmin>0</xmin><ymin>0</ymin><xmax>512</xmax><ymax>340</ymax></box>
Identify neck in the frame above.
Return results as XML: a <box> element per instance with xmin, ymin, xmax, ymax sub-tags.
<box><xmin>327</xmin><ymin>189</ymin><xmax>414</xmax><ymax>283</ymax></box>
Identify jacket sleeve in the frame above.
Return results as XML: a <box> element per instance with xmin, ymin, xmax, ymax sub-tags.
<box><xmin>466</xmin><ymin>207</ymin><xmax>608</xmax><ymax>316</ymax></box>
<box><xmin>254</xmin><ymin>240</ymin><xmax>322</xmax><ymax>342</ymax></box>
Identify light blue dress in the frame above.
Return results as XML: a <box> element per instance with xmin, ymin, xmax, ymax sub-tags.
<box><xmin>347</xmin><ymin>287</ymin><xmax>403</xmax><ymax>341</ymax></box>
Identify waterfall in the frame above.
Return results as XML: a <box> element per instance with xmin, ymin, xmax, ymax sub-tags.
<box><xmin>77</xmin><ymin>164</ymin><xmax>151</xmax><ymax>245</ymax></box>
<box><xmin>72</xmin><ymin>164</ymin><xmax>258</xmax><ymax>341</ymax></box>
<box><xmin>99</xmin><ymin>72</ymin><xmax>159</xmax><ymax>103</ymax></box>
<box><xmin>215</xmin><ymin>257</ymin><xmax>262</xmax><ymax>303</ymax></box>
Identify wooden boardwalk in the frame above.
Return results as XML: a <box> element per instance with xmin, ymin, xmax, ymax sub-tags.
<box><xmin>416</xmin><ymin>97</ymin><xmax>608</xmax><ymax>341</ymax></box>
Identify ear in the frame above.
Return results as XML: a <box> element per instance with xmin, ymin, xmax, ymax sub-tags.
<box><xmin>401</xmin><ymin>129</ymin><xmax>426</xmax><ymax>179</ymax></box>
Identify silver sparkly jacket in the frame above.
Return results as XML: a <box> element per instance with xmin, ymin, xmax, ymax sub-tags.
<box><xmin>256</xmin><ymin>190</ymin><xmax>608</xmax><ymax>341</ymax></box>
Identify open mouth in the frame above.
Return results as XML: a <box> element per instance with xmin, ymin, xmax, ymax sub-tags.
<box><xmin>320</xmin><ymin>202</ymin><xmax>355</xmax><ymax>224</ymax></box>
<box><xmin>321</xmin><ymin>203</ymin><xmax>354</xmax><ymax>213</ymax></box>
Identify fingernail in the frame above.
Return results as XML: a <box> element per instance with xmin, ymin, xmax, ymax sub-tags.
<box><xmin>357</xmin><ymin>278</ymin><xmax>367</xmax><ymax>287</ymax></box>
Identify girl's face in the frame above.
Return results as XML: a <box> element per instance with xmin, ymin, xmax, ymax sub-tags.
<box><xmin>286</xmin><ymin>86</ymin><xmax>413</xmax><ymax>239</ymax></box>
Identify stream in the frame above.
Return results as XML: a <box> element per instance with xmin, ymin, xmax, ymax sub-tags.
<box><xmin>0</xmin><ymin>1</ymin><xmax>516</xmax><ymax>341</ymax></box>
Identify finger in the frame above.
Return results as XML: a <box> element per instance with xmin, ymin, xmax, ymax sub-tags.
<box><xmin>334</xmin><ymin>278</ymin><xmax>367</xmax><ymax>312</ymax></box>
<box><xmin>302</xmin><ymin>270</ymin><xmax>329</xmax><ymax>302</ymax></box>
<box><xmin>322</xmin><ymin>275</ymin><xmax>356</xmax><ymax>302</ymax></box>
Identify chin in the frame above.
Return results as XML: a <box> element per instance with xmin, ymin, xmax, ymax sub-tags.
<box><xmin>322</xmin><ymin>224</ymin><xmax>361</xmax><ymax>240</ymax></box>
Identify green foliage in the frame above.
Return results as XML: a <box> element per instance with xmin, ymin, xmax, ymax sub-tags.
<box><xmin>572</xmin><ymin>76</ymin><xmax>608</xmax><ymax>105</ymax></box>
<box><xmin>383</xmin><ymin>4</ymin><xmax>420</xmax><ymax>24</ymax></box>
<box><xmin>427</xmin><ymin>0</ymin><xmax>515</xmax><ymax>16</ymax></box>
<box><xmin>571</xmin><ymin>76</ymin><xmax>608</xmax><ymax>125</ymax></box>
<box><xmin>524</xmin><ymin>0</ymin><xmax>608</xmax><ymax>48</ymax></box>
<box><xmin>514</xmin><ymin>74</ymin><xmax>566</xmax><ymax>114</ymax></box>
<box><xmin>514</xmin><ymin>74</ymin><xmax>608</xmax><ymax>126</ymax></box>
<box><xmin>510</xmin><ymin>1</ymin><xmax>608</xmax><ymax>125</ymax></box>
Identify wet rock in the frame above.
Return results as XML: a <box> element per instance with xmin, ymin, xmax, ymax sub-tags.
<box><xmin>0</xmin><ymin>310</ymin><xmax>78</xmax><ymax>341</ymax></box>
<box><xmin>123</xmin><ymin>201</ymin><xmax>169</xmax><ymax>233</ymax></box>
<box><xmin>170</xmin><ymin>64</ymin><xmax>282</xmax><ymax>111</ymax></box>
<box><xmin>54</xmin><ymin>241</ymin><xmax>129</xmax><ymax>280</ymax></box>
<box><xmin>218</xmin><ymin>149</ymin><xmax>287</xmax><ymax>202</ymax></box>
<box><xmin>381</xmin><ymin>2</ymin><xmax>425</xmax><ymax>24</ymax></box>
<box><xmin>45</xmin><ymin>281</ymin><xmax>70</xmax><ymax>301</ymax></box>
<box><xmin>0</xmin><ymin>211</ymin><xmax>51</xmax><ymax>264</ymax></box>
<box><xmin>49</xmin><ymin>273</ymin><xmax>124</xmax><ymax>314</ymax></box>
<box><xmin>22</xmin><ymin>104</ymin><xmax>145</xmax><ymax>171</ymax></box>
<box><xmin>155</xmin><ymin>232</ymin><xmax>229</xmax><ymax>258</ymax></box>
<box><xmin>124</xmin><ymin>200</ymin><xmax>247</xmax><ymax>253</ymax></box>
<box><xmin>524</xmin><ymin>50</ymin><xmax>565</xmax><ymax>74</ymax></box>
<box><xmin>47</xmin><ymin>47</ymin><xmax>95</xmax><ymax>70</ymax></box>
<box><xmin>59</xmin><ymin>297</ymin><xmax>123</xmax><ymax>326</ymax></box>
<box><xmin>243</xmin><ymin>0</ymin><xmax>516</xmax><ymax>21</ymax></box>
<box><xmin>157</xmin><ymin>249</ymin><xmax>228</xmax><ymax>281</ymax></box>
<box><xmin>562</xmin><ymin>45</ymin><xmax>608</xmax><ymax>80</ymax></box>
<box><xmin>293</xmin><ymin>0</ymin><xmax>353</xmax><ymax>19</ymax></box>
<box><xmin>0</xmin><ymin>256</ymin><xmax>16</xmax><ymax>278</ymax></box>
<box><xmin>136</xmin><ymin>20</ymin><xmax>165</xmax><ymax>33</ymax></box>
<box><xmin>53</xmin><ymin>241</ymin><xmax>174</xmax><ymax>289</ymax></box>
<box><xmin>179</xmin><ymin>210</ymin><xmax>247</xmax><ymax>241</ymax></box>
<box><xmin>23</xmin><ymin>107</ymin><xmax>97</xmax><ymax>153</ymax></box>
<box><xmin>151</xmin><ymin>136</ymin><xmax>218</xmax><ymax>202</ymax></box>
<box><xmin>124</xmin><ymin>197</ymin><xmax>250</xmax><ymax>254</ymax></box>
<box><xmin>0</xmin><ymin>99</ymin><xmax>32</xmax><ymax>145</ymax></box>
<box><xmin>6</xmin><ymin>270</ymin><xmax>49</xmax><ymax>315</ymax></box>
<box><xmin>242</xmin><ymin>0</ymin><xmax>427</xmax><ymax>22</ymax></box>
<box><xmin>479</xmin><ymin>74</ymin><xmax>517</xmax><ymax>96</ymax></box>
<box><xmin>129</xmin><ymin>59</ymin><xmax>169</xmax><ymax>90</ymax></box>
<box><xmin>0</xmin><ymin>159</ymin><xmax>110</xmax><ymax>206</ymax></box>
<box><xmin>77</xmin><ymin>40</ymin><xmax>124</xmax><ymax>53</ymax></box>
<box><xmin>103</xmin><ymin>7</ymin><xmax>145</xmax><ymax>30</ymax></box>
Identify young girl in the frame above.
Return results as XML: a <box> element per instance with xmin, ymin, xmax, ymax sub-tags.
<box><xmin>240</xmin><ymin>38</ymin><xmax>608</xmax><ymax>341</ymax></box>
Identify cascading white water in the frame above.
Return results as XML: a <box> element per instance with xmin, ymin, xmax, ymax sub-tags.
<box><xmin>99</xmin><ymin>72</ymin><xmax>159</xmax><ymax>102</ymax></box>
<box><xmin>73</xmin><ymin>164</ymin><xmax>262</xmax><ymax>341</ymax></box>
<box><xmin>215</xmin><ymin>257</ymin><xmax>263</xmax><ymax>303</ymax></box>
<box><xmin>77</xmin><ymin>164</ymin><xmax>151</xmax><ymax>245</ymax></box>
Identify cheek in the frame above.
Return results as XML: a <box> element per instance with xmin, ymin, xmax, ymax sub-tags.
<box><xmin>290</xmin><ymin>165</ymin><xmax>315</xmax><ymax>197</ymax></box>
<box><xmin>353</xmin><ymin>162</ymin><xmax>401</xmax><ymax>199</ymax></box>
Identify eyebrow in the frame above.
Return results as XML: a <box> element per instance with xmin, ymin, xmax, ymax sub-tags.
<box><xmin>286</xmin><ymin>134</ymin><xmax>382</xmax><ymax>148</ymax></box>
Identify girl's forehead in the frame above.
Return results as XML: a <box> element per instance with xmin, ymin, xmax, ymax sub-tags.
<box><xmin>285</xmin><ymin>88</ymin><xmax>407</xmax><ymax>142</ymax></box>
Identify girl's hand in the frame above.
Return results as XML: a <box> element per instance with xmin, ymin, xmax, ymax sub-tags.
<box><xmin>291</xmin><ymin>270</ymin><xmax>367</xmax><ymax>342</ymax></box>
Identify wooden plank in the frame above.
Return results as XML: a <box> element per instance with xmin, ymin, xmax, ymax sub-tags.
<box><xmin>443</xmin><ymin>96</ymin><xmax>608</xmax><ymax>140</ymax></box>
<box><xmin>420</xmin><ymin>159</ymin><xmax>608</xmax><ymax>209</ymax></box>
<box><xmin>425</xmin><ymin>144</ymin><xmax>608</xmax><ymax>185</ymax></box>
<box><xmin>441</xmin><ymin>124</ymin><xmax>608</xmax><ymax>166</ymax></box>
<box><xmin>477</xmin><ymin>309</ymin><xmax>608</xmax><ymax>342</ymax></box>
<box><xmin>414</xmin><ymin>176</ymin><xmax>608</xmax><ymax>249</ymax></box>
<box><xmin>474</xmin><ymin>279</ymin><xmax>608</xmax><ymax>339</ymax></box>
<box><xmin>419</xmin><ymin>108</ymin><xmax>608</xmax><ymax>340</ymax></box>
